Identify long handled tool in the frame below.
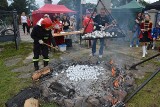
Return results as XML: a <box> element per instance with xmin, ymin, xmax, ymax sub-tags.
<box><xmin>114</xmin><ymin>68</ymin><xmax>160</xmax><ymax>107</ymax></box>
<box><xmin>129</xmin><ymin>53</ymin><xmax>160</xmax><ymax>70</ymax></box>
<box><xmin>43</xmin><ymin>42</ymin><xmax>69</xmax><ymax>54</ymax></box>
<box><xmin>43</xmin><ymin>42</ymin><xmax>59</xmax><ymax>51</ymax></box>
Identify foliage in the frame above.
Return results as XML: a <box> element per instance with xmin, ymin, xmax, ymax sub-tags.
<box><xmin>85</xmin><ymin>3</ymin><xmax>96</xmax><ymax>10</ymax></box>
<box><xmin>111</xmin><ymin>0</ymin><xmax>132</xmax><ymax>8</ymax></box>
<box><xmin>9</xmin><ymin>0</ymin><xmax>28</xmax><ymax>15</ymax></box>
<box><xmin>0</xmin><ymin>0</ymin><xmax>8</xmax><ymax>10</ymax></box>
<box><xmin>58</xmin><ymin>0</ymin><xmax>75</xmax><ymax>10</ymax></box>
<box><xmin>26</xmin><ymin>0</ymin><xmax>39</xmax><ymax>13</ymax></box>
<box><xmin>111</xmin><ymin>0</ymin><xmax>149</xmax><ymax>8</ymax></box>
<box><xmin>139</xmin><ymin>0</ymin><xmax>149</xmax><ymax>6</ymax></box>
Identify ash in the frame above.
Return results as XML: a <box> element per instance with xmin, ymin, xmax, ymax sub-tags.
<box><xmin>58</xmin><ymin>64</ymin><xmax>110</xmax><ymax>96</ymax></box>
<box><xmin>39</xmin><ymin>57</ymin><xmax>135</xmax><ymax>106</ymax></box>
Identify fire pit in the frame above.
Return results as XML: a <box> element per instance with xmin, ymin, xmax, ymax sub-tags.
<box><xmin>39</xmin><ymin>57</ymin><xmax>134</xmax><ymax>107</ymax></box>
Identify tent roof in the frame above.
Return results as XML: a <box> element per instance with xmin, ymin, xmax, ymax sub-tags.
<box><xmin>145</xmin><ymin>0</ymin><xmax>160</xmax><ymax>10</ymax></box>
<box><xmin>113</xmin><ymin>0</ymin><xmax>144</xmax><ymax>10</ymax></box>
<box><xmin>32</xmin><ymin>4</ymin><xmax>76</xmax><ymax>14</ymax></box>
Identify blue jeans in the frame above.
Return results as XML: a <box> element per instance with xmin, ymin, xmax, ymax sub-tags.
<box><xmin>92</xmin><ymin>38</ymin><xmax>104</xmax><ymax>55</ymax></box>
<box><xmin>130</xmin><ymin>26</ymin><xmax>140</xmax><ymax>46</ymax></box>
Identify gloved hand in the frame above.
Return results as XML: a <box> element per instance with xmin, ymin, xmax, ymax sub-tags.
<box><xmin>39</xmin><ymin>40</ymin><xmax>44</xmax><ymax>44</ymax></box>
<box><xmin>55</xmin><ymin>46</ymin><xmax>59</xmax><ymax>50</ymax></box>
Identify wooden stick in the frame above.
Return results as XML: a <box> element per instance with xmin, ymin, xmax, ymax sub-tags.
<box><xmin>43</xmin><ymin>42</ymin><xmax>68</xmax><ymax>54</ymax></box>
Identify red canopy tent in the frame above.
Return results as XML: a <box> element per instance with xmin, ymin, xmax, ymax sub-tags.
<box><xmin>32</xmin><ymin>4</ymin><xmax>76</xmax><ymax>25</ymax></box>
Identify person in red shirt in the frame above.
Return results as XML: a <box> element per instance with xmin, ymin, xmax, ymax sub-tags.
<box><xmin>53</xmin><ymin>16</ymin><xmax>64</xmax><ymax>45</ymax></box>
<box><xmin>27</xmin><ymin>16</ymin><xmax>32</xmax><ymax>35</ymax></box>
<box><xmin>83</xmin><ymin>12</ymin><xmax>94</xmax><ymax>48</ymax></box>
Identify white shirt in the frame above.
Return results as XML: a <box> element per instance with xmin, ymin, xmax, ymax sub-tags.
<box><xmin>21</xmin><ymin>16</ymin><xmax>27</xmax><ymax>23</ymax></box>
<box><xmin>36</xmin><ymin>18</ymin><xmax>44</xmax><ymax>26</ymax></box>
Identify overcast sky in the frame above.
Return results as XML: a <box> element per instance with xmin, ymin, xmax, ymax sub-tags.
<box><xmin>36</xmin><ymin>0</ymin><xmax>159</xmax><ymax>7</ymax></box>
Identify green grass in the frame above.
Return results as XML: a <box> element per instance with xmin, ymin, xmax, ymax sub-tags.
<box><xmin>127</xmin><ymin>71</ymin><xmax>160</xmax><ymax>107</ymax></box>
<box><xmin>0</xmin><ymin>42</ymin><xmax>33</xmax><ymax>107</ymax></box>
<box><xmin>0</xmin><ymin>42</ymin><xmax>60</xmax><ymax>107</ymax></box>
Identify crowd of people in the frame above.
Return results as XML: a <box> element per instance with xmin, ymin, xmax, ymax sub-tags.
<box><xmin>130</xmin><ymin>12</ymin><xmax>160</xmax><ymax>57</ymax></box>
<box><xmin>22</xmin><ymin>8</ymin><xmax>160</xmax><ymax>70</ymax></box>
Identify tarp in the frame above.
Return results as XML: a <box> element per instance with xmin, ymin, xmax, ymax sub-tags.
<box><xmin>112</xmin><ymin>0</ymin><xmax>144</xmax><ymax>12</ymax></box>
<box><xmin>32</xmin><ymin>4</ymin><xmax>76</xmax><ymax>14</ymax></box>
<box><xmin>145</xmin><ymin>0</ymin><xmax>160</xmax><ymax>10</ymax></box>
<box><xmin>32</xmin><ymin>4</ymin><xmax>76</xmax><ymax>25</ymax></box>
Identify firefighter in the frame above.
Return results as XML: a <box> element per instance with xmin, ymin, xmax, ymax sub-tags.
<box><xmin>31</xmin><ymin>18</ymin><xmax>57</xmax><ymax>71</ymax></box>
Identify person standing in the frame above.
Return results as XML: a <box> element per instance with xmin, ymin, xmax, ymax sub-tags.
<box><xmin>151</xmin><ymin>23</ymin><xmax>160</xmax><ymax>49</ymax></box>
<box><xmin>91</xmin><ymin>8</ymin><xmax>110</xmax><ymax>58</ymax></box>
<box><xmin>139</xmin><ymin>14</ymin><xmax>153</xmax><ymax>58</ymax></box>
<box><xmin>27</xmin><ymin>16</ymin><xmax>32</xmax><ymax>35</ymax></box>
<box><xmin>21</xmin><ymin>12</ymin><xmax>27</xmax><ymax>35</ymax></box>
<box><xmin>83</xmin><ymin>11</ymin><xmax>94</xmax><ymax>48</ymax></box>
<box><xmin>130</xmin><ymin>12</ymin><xmax>143</xmax><ymax>47</ymax></box>
<box><xmin>53</xmin><ymin>16</ymin><xmax>64</xmax><ymax>45</ymax></box>
<box><xmin>62</xmin><ymin>15</ymin><xmax>70</xmax><ymax>32</ymax></box>
<box><xmin>31</xmin><ymin>18</ymin><xmax>57</xmax><ymax>71</ymax></box>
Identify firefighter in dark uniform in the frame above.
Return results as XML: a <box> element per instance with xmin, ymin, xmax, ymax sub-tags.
<box><xmin>31</xmin><ymin>18</ymin><xmax>57</xmax><ymax>70</ymax></box>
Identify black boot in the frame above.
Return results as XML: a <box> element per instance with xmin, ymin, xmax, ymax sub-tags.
<box><xmin>44</xmin><ymin>61</ymin><xmax>48</xmax><ymax>67</ymax></box>
<box><xmin>34</xmin><ymin>61</ymin><xmax>39</xmax><ymax>71</ymax></box>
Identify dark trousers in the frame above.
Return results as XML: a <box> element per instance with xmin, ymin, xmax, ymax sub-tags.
<box><xmin>27</xmin><ymin>26</ymin><xmax>30</xmax><ymax>34</ymax></box>
<box><xmin>33</xmin><ymin>43</ymin><xmax>49</xmax><ymax>68</ymax></box>
<box><xmin>22</xmin><ymin>23</ymin><xmax>28</xmax><ymax>34</ymax></box>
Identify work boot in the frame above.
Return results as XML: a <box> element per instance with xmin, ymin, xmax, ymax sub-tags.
<box><xmin>44</xmin><ymin>61</ymin><xmax>48</xmax><ymax>67</ymax></box>
<box><xmin>34</xmin><ymin>61</ymin><xmax>39</xmax><ymax>71</ymax></box>
<box><xmin>34</xmin><ymin>66</ymin><xmax>39</xmax><ymax>71</ymax></box>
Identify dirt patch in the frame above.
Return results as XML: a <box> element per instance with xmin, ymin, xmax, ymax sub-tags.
<box><xmin>4</xmin><ymin>57</ymin><xmax>22</xmax><ymax>67</ymax></box>
<box><xmin>11</xmin><ymin>63</ymin><xmax>34</xmax><ymax>73</ymax></box>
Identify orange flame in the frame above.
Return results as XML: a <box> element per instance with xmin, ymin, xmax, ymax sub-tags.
<box><xmin>113</xmin><ymin>79</ymin><xmax>119</xmax><ymax>88</ymax></box>
<box><xmin>112</xmin><ymin>98</ymin><xmax>118</xmax><ymax>105</ymax></box>
<box><xmin>111</xmin><ymin>67</ymin><xmax>116</xmax><ymax>77</ymax></box>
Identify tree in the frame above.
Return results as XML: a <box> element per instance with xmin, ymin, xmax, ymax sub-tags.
<box><xmin>0</xmin><ymin>0</ymin><xmax>8</xmax><ymax>10</ymax></box>
<box><xmin>26</xmin><ymin>0</ymin><xmax>39</xmax><ymax>14</ymax></box>
<box><xmin>111</xmin><ymin>0</ymin><xmax>132</xmax><ymax>8</ymax></box>
<box><xmin>58</xmin><ymin>0</ymin><xmax>75</xmax><ymax>10</ymax></box>
<box><xmin>139</xmin><ymin>0</ymin><xmax>149</xmax><ymax>6</ymax></box>
<box><xmin>9</xmin><ymin>0</ymin><xmax>28</xmax><ymax>15</ymax></box>
<box><xmin>85</xmin><ymin>3</ymin><xmax>96</xmax><ymax>10</ymax></box>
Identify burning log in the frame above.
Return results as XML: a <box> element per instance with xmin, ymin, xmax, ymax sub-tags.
<box><xmin>112</xmin><ymin>67</ymin><xmax>116</xmax><ymax>77</ymax></box>
<box><xmin>113</xmin><ymin>79</ymin><xmax>120</xmax><ymax>89</ymax></box>
<box><xmin>32</xmin><ymin>66</ymin><xmax>52</xmax><ymax>81</ymax></box>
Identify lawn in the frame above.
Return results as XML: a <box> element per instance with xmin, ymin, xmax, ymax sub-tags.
<box><xmin>0</xmin><ymin>42</ymin><xmax>58</xmax><ymax>107</ymax></box>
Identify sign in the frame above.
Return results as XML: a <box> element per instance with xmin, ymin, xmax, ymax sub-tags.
<box><xmin>81</xmin><ymin>0</ymin><xmax>86</xmax><ymax>4</ymax></box>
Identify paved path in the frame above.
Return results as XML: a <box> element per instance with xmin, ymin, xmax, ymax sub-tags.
<box><xmin>19</xmin><ymin>25</ymin><xmax>33</xmax><ymax>42</ymax></box>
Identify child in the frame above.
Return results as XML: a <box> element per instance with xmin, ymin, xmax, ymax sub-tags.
<box><xmin>151</xmin><ymin>24</ymin><xmax>160</xmax><ymax>49</ymax></box>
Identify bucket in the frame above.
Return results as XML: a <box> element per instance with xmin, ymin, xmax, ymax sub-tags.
<box><xmin>65</xmin><ymin>39</ymin><xmax>72</xmax><ymax>47</ymax></box>
<box><xmin>58</xmin><ymin>44</ymin><xmax>67</xmax><ymax>52</ymax></box>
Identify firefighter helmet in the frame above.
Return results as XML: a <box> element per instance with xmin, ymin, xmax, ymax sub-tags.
<box><xmin>41</xmin><ymin>18</ymin><xmax>53</xmax><ymax>29</ymax></box>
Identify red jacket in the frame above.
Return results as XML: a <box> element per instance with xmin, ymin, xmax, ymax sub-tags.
<box><xmin>53</xmin><ymin>20</ymin><xmax>63</xmax><ymax>33</ymax></box>
<box><xmin>139</xmin><ymin>20</ymin><xmax>152</xmax><ymax>40</ymax></box>
<box><xmin>83</xmin><ymin>16</ymin><xmax>94</xmax><ymax>33</ymax></box>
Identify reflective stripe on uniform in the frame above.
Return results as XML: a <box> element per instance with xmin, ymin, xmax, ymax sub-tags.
<box><xmin>44</xmin><ymin>37</ymin><xmax>49</xmax><ymax>39</ymax></box>
<box><xmin>43</xmin><ymin>59</ymin><xmax>49</xmax><ymax>61</ymax></box>
<box><xmin>33</xmin><ymin>59</ymin><xmax>39</xmax><ymax>61</ymax></box>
